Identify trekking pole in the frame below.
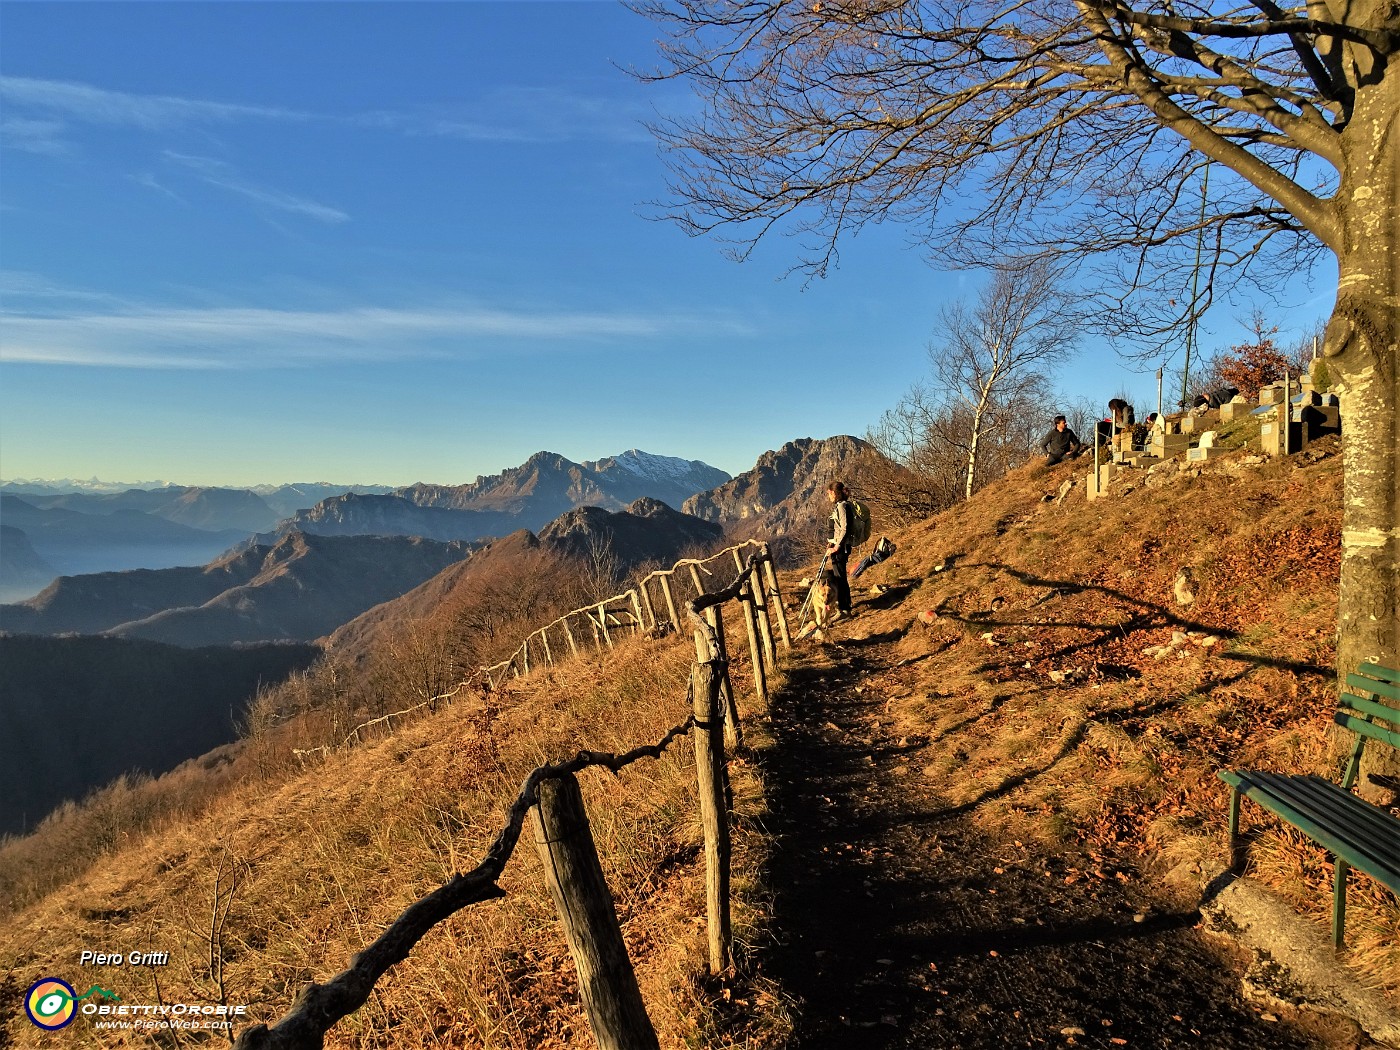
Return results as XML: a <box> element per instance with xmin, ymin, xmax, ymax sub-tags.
<box><xmin>795</xmin><ymin>552</ymin><xmax>829</xmax><ymax>638</ymax></box>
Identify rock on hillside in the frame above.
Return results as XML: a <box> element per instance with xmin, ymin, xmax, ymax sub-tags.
<box><xmin>106</xmin><ymin>532</ymin><xmax>476</xmax><ymax>647</ymax></box>
<box><xmin>683</xmin><ymin>435</ymin><xmax>882</xmax><ymax>540</ymax></box>
<box><xmin>395</xmin><ymin>450</ymin><xmax>729</xmax><ymax>530</ymax></box>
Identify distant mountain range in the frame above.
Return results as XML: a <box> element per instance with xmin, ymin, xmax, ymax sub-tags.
<box><xmin>0</xmin><ymin>452</ymin><xmax>726</xmax><ymax>602</ymax></box>
<box><xmin>265</xmin><ymin>449</ymin><xmax>731</xmax><ymax>546</ymax></box>
<box><xmin>0</xmin><ymin>479</ymin><xmax>394</xmax><ymax>519</ymax></box>
<box><xmin>0</xmin><ymin>532</ymin><xmax>479</xmax><ymax>646</ymax></box>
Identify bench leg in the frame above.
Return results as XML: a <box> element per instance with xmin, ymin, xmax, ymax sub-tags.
<box><xmin>1332</xmin><ymin>859</ymin><xmax>1350</xmax><ymax>949</ymax></box>
<box><xmin>1227</xmin><ymin>788</ymin><xmax>1244</xmax><ymax>873</ymax></box>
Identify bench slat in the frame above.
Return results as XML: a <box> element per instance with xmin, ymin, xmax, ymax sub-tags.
<box><xmin>1357</xmin><ymin>662</ymin><xmax>1400</xmax><ymax>687</ymax></box>
<box><xmin>1238</xmin><ymin>773</ymin><xmax>1400</xmax><ymax>864</ymax></box>
<box><xmin>1335</xmin><ymin>711</ymin><xmax>1400</xmax><ymax>751</ymax></box>
<box><xmin>1219</xmin><ymin>772</ymin><xmax>1400</xmax><ymax>891</ymax></box>
<box><xmin>1275</xmin><ymin>776</ymin><xmax>1400</xmax><ymax>866</ymax></box>
<box><xmin>1339</xmin><ymin>690</ymin><xmax>1400</xmax><ymax>726</ymax></box>
<box><xmin>1344</xmin><ymin>672</ymin><xmax>1400</xmax><ymax>705</ymax></box>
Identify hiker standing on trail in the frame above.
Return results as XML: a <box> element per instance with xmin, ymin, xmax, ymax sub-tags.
<box><xmin>825</xmin><ymin>481</ymin><xmax>855</xmax><ymax>619</ymax></box>
<box><xmin>1040</xmin><ymin>415</ymin><xmax>1085</xmax><ymax>464</ymax></box>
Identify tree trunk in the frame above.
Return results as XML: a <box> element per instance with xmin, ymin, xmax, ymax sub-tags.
<box><xmin>965</xmin><ymin>381</ymin><xmax>997</xmax><ymax>501</ymax></box>
<box><xmin>1328</xmin><ymin>64</ymin><xmax>1400</xmax><ymax>790</ymax></box>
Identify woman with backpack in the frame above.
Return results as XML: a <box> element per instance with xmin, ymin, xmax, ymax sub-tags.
<box><xmin>824</xmin><ymin>481</ymin><xmax>857</xmax><ymax>620</ymax></box>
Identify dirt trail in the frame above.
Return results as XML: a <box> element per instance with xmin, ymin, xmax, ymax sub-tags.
<box><xmin>753</xmin><ymin>621</ymin><xmax>1364</xmax><ymax>1049</ymax></box>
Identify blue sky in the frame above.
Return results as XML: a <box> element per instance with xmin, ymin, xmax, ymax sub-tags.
<box><xmin>0</xmin><ymin>1</ymin><xmax>1334</xmax><ymax>488</ymax></box>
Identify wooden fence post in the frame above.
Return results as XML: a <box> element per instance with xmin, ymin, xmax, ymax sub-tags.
<box><xmin>637</xmin><ymin>580</ymin><xmax>658</xmax><ymax>630</ymax></box>
<box><xmin>531</xmin><ymin>774</ymin><xmax>661</xmax><ymax>1050</ymax></box>
<box><xmin>539</xmin><ymin>629</ymin><xmax>554</xmax><ymax>668</ymax></box>
<box><xmin>657</xmin><ymin>574</ymin><xmax>680</xmax><ymax>631</ymax></box>
<box><xmin>749</xmin><ymin>562</ymin><xmax>777</xmax><ymax>669</ymax></box>
<box><xmin>522</xmin><ymin>638</ymin><xmax>530</xmax><ymax>677</ymax></box>
<box><xmin>562</xmin><ymin>617</ymin><xmax>579</xmax><ymax>657</ymax></box>
<box><xmin>690</xmin><ymin>639</ymin><xmax>733</xmax><ymax>975</ymax></box>
<box><xmin>760</xmin><ymin>545</ymin><xmax>791</xmax><ymax>650</ymax></box>
<box><xmin>597</xmin><ymin>604</ymin><xmax>614</xmax><ymax>649</ymax></box>
<box><xmin>731</xmin><ymin>553</ymin><xmax>768</xmax><ymax>707</ymax></box>
<box><xmin>629</xmin><ymin>590</ymin><xmax>645</xmax><ymax>636</ymax></box>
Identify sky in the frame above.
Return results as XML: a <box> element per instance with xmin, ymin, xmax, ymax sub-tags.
<box><xmin>0</xmin><ymin>1</ymin><xmax>1336</xmax><ymax>488</ymax></box>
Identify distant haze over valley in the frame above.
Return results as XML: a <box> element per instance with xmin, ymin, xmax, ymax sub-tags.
<box><xmin>0</xmin><ymin>449</ymin><xmax>728</xmax><ymax>603</ymax></box>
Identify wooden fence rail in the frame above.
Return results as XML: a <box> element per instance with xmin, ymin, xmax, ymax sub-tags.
<box><xmin>480</xmin><ymin>540</ymin><xmax>787</xmax><ymax>689</ymax></box>
<box><xmin>233</xmin><ymin>542</ymin><xmax>789</xmax><ymax>1049</ymax></box>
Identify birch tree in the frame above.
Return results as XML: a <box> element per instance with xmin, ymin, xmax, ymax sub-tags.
<box><xmin>932</xmin><ymin>261</ymin><xmax>1078</xmax><ymax>498</ymax></box>
<box><xmin>639</xmin><ymin>0</ymin><xmax>1400</xmax><ymax>779</ymax></box>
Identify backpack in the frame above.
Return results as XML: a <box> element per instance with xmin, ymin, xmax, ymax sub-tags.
<box><xmin>847</xmin><ymin>499</ymin><xmax>872</xmax><ymax>547</ymax></box>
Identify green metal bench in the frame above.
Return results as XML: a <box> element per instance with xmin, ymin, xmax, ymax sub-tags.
<box><xmin>1218</xmin><ymin>661</ymin><xmax>1400</xmax><ymax>947</ymax></box>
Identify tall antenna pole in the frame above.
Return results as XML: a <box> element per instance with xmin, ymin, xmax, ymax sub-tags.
<box><xmin>1180</xmin><ymin>164</ymin><xmax>1211</xmax><ymax>407</ymax></box>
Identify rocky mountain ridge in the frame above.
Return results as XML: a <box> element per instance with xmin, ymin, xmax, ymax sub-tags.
<box><xmin>0</xmin><ymin>532</ymin><xmax>478</xmax><ymax>646</ymax></box>
<box><xmin>395</xmin><ymin>449</ymin><xmax>730</xmax><ymax>524</ymax></box>
<box><xmin>683</xmin><ymin>435</ymin><xmax>882</xmax><ymax>543</ymax></box>
<box><xmin>326</xmin><ymin>497</ymin><xmax>724</xmax><ymax>659</ymax></box>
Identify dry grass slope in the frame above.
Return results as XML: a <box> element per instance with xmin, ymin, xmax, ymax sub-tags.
<box><xmin>847</xmin><ymin>438</ymin><xmax>1397</xmax><ymax>1000</ymax></box>
<box><xmin>0</xmin><ymin>637</ymin><xmax>786</xmax><ymax>1049</ymax></box>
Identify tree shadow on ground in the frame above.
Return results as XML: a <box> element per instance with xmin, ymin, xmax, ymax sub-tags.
<box><xmin>923</xmin><ymin>561</ymin><xmax>1331</xmax><ymax>680</ymax></box>
<box><xmin>750</xmin><ymin>646</ymin><xmax>1329</xmax><ymax>1050</ymax></box>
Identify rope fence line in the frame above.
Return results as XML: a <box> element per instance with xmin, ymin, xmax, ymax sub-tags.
<box><xmin>232</xmin><ymin>540</ymin><xmax>793</xmax><ymax>1049</ymax></box>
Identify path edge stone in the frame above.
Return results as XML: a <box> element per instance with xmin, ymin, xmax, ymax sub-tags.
<box><xmin>1177</xmin><ymin>861</ymin><xmax>1400</xmax><ymax>1046</ymax></box>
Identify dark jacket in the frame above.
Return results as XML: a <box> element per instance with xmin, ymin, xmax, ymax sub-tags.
<box><xmin>1041</xmin><ymin>424</ymin><xmax>1083</xmax><ymax>458</ymax></box>
<box><xmin>1197</xmin><ymin>386</ymin><xmax>1240</xmax><ymax>409</ymax></box>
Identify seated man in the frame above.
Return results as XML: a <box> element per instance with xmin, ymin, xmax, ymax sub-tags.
<box><xmin>1041</xmin><ymin>415</ymin><xmax>1085</xmax><ymax>464</ymax></box>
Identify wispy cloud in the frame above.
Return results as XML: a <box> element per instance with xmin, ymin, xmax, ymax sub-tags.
<box><xmin>0</xmin><ymin>290</ymin><xmax>750</xmax><ymax>370</ymax></box>
<box><xmin>0</xmin><ymin>76</ymin><xmax>312</xmax><ymax>130</ymax></box>
<box><xmin>128</xmin><ymin>172</ymin><xmax>186</xmax><ymax>203</ymax></box>
<box><xmin>163</xmin><ymin>152</ymin><xmax>349</xmax><ymax>223</ymax></box>
<box><xmin>1</xmin><ymin>74</ymin><xmax>650</xmax><ymax>145</ymax></box>
<box><xmin>0</xmin><ymin>116</ymin><xmax>71</xmax><ymax>156</ymax></box>
<box><xmin>361</xmin><ymin>87</ymin><xmax>652</xmax><ymax>144</ymax></box>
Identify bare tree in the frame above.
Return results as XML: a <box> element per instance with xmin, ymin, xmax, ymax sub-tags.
<box><xmin>639</xmin><ymin>0</ymin><xmax>1400</xmax><ymax>779</ymax></box>
<box><xmin>929</xmin><ymin>261</ymin><xmax>1078</xmax><ymax>497</ymax></box>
